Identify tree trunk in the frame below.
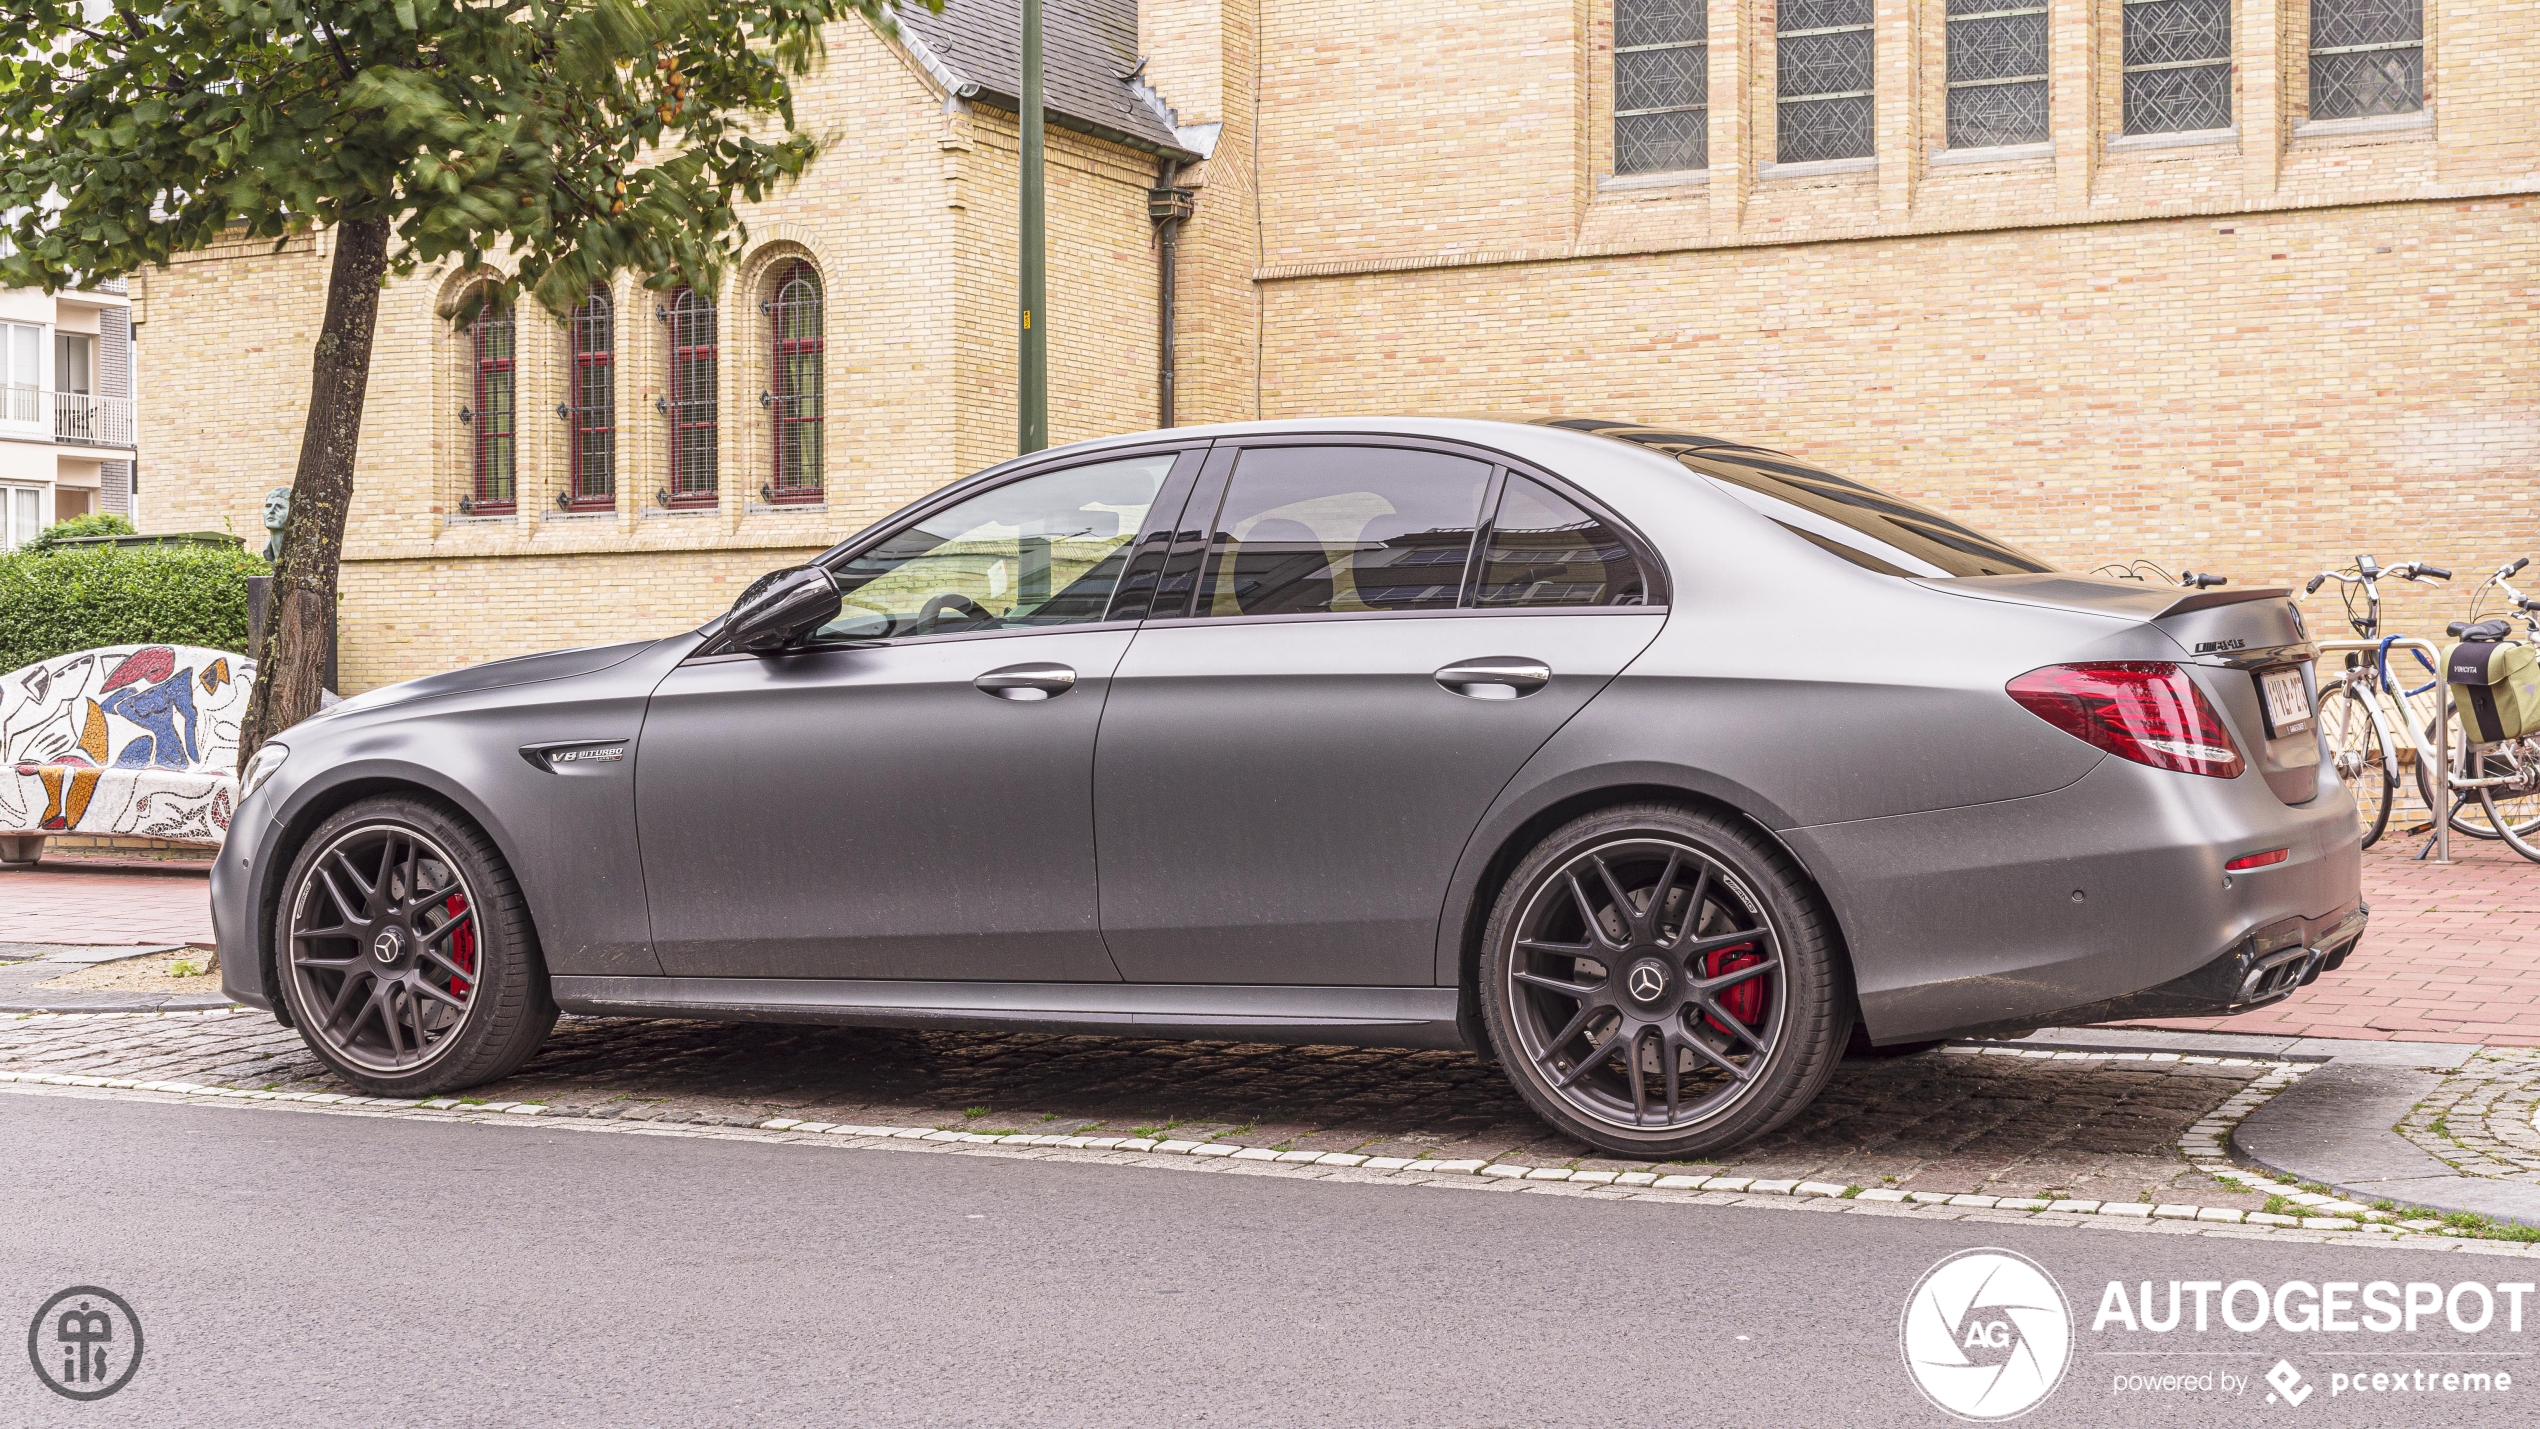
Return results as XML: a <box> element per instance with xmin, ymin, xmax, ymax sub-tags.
<box><xmin>237</xmin><ymin>216</ymin><xmax>391</xmax><ymax>770</ymax></box>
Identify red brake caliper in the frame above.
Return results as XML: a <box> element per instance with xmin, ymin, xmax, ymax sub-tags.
<box><xmin>1702</xmin><ymin>943</ymin><xmax>1766</xmax><ymax>1036</ymax></box>
<box><xmin>445</xmin><ymin>894</ymin><xmax>475</xmax><ymax>1000</ymax></box>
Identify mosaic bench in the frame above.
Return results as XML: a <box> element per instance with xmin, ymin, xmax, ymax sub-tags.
<box><xmin>1</xmin><ymin>644</ymin><xmax>254</xmax><ymax>865</ymax></box>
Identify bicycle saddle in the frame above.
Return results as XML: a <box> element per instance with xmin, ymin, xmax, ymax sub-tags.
<box><xmin>2451</xmin><ymin>618</ymin><xmax>2515</xmax><ymax>642</ymax></box>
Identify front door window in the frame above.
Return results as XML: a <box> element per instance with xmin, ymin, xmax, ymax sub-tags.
<box><xmin>815</xmin><ymin>452</ymin><xmax>1177</xmax><ymax>641</ymax></box>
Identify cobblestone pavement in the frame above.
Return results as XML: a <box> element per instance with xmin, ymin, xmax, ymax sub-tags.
<box><xmin>0</xmin><ymin>1008</ymin><xmax>2292</xmax><ymax>1211</ymax></box>
<box><xmin>2397</xmin><ymin>1047</ymin><xmax>2540</xmax><ymax>1184</ymax></box>
<box><xmin>2134</xmin><ymin>836</ymin><xmax>2540</xmax><ymax>1047</ymax></box>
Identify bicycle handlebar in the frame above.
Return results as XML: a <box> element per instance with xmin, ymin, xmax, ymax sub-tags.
<box><xmin>2413</xmin><ymin>563</ymin><xmax>2453</xmax><ymax>581</ymax></box>
<box><xmin>2305</xmin><ymin>573</ymin><xmax>2327</xmax><ymax>594</ymax></box>
<box><xmin>2180</xmin><ymin>571</ymin><xmax>2228</xmax><ymax>589</ymax></box>
<box><xmin>2512</xmin><ymin>557</ymin><xmax>2532</xmax><ymax>577</ymax></box>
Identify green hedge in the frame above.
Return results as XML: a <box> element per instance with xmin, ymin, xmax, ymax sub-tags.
<box><xmin>0</xmin><ymin>543</ymin><xmax>270</xmax><ymax>672</ymax></box>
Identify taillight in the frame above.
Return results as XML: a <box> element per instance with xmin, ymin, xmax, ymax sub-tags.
<box><xmin>2006</xmin><ymin>662</ymin><xmax>2246</xmax><ymax>779</ymax></box>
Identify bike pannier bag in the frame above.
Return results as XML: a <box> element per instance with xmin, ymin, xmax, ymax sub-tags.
<box><xmin>2446</xmin><ymin>640</ymin><xmax>2540</xmax><ymax>743</ymax></box>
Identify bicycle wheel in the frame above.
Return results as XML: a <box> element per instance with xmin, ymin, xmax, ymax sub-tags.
<box><xmin>2321</xmin><ymin>682</ymin><xmax>2395</xmax><ymax>848</ymax></box>
<box><xmin>2460</xmin><ymin>739</ymin><xmax>2540</xmax><ymax>847</ymax></box>
<box><xmin>2410</xmin><ymin>694</ymin><xmax>2463</xmax><ymax>828</ymax></box>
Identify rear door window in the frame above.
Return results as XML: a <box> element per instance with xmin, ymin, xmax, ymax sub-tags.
<box><xmin>1473</xmin><ymin>475</ymin><xmax>1652</xmax><ymax>607</ymax></box>
<box><xmin>1191</xmin><ymin>446</ymin><xmax>1491</xmax><ymax>617</ymax></box>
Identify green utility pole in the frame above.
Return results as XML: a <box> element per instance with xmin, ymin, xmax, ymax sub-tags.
<box><xmin>1018</xmin><ymin>0</ymin><xmax>1048</xmax><ymax>453</ymax></box>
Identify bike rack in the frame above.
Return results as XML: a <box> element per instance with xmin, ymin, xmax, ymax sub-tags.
<box><xmin>2316</xmin><ymin>636</ymin><xmax>2450</xmax><ymax>864</ymax></box>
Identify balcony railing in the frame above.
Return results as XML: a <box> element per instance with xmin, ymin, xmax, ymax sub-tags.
<box><xmin>2</xmin><ymin>385</ymin><xmax>33</xmax><ymax>424</ymax></box>
<box><xmin>52</xmin><ymin>391</ymin><xmax>135</xmax><ymax>447</ymax></box>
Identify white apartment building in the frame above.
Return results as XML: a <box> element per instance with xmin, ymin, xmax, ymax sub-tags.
<box><xmin>0</xmin><ymin>276</ymin><xmax>137</xmax><ymax>550</ymax></box>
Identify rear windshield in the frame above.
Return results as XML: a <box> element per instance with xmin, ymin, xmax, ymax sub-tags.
<box><xmin>1679</xmin><ymin>448</ymin><xmax>2054</xmax><ymax>579</ymax></box>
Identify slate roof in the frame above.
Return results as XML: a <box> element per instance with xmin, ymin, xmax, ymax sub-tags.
<box><xmin>891</xmin><ymin>0</ymin><xmax>1196</xmax><ymax>159</ymax></box>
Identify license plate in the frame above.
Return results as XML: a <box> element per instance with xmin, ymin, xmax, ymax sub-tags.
<box><xmin>2258</xmin><ymin>665</ymin><xmax>2313</xmax><ymax>738</ymax></box>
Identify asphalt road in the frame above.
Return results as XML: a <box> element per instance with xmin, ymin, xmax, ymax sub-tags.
<box><xmin>0</xmin><ymin>1093</ymin><xmax>2532</xmax><ymax>1427</ymax></box>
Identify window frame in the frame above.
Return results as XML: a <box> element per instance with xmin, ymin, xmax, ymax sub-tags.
<box><xmin>1943</xmin><ymin>1</ymin><xmax>2052</xmax><ymax>150</ymax></box>
<box><xmin>660</xmin><ymin>285</ymin><xmax>720</xmax><ymax>510</ymax></box>
<box><xmin>561</xmin><ymin>282</ymin><xmax>617</xmax><ymax>513</ymax></box>
<box><xmin>463</xmin><ymin>294</ymin><xmax>517</xmax><ymax>516</ymax></box>
<box><xmin>1138</xmin><ymin>435</ymin><xmax>1670</xmax><ymax>629</ymax></box>
<box><xmin>2306</xmin><ymin>0</ymin><xmax>2425</xmax><ymax>122</ymax></box>
<box><xmin>1612</xmin><ymin>0</ymin><xmax>1710</xmax><ymax>176</ymax></box>
<box><xmin>1775</xmin><ymin>0</ymin><xmax>1878</xmax><ymax>164</ymax></box>
<box><xmin>764</xmin><ymin>259</ymin><xmax>825</xmax><ymax>506</ymax></box>
<box><xmin>2120</xmin><ymin>0</ymin><xmax>2236</xmax><ymax>137</ymax></box>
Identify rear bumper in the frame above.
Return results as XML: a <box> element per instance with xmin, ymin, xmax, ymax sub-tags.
<box><xmin>1787</xmin><ymin>749</ymin><xmax>2365</xmax><ymax>1043</ymax></box>
<box><xmin>1945</xmin><ymin>901</ymin><xmax>2369</xmax><ymax>1040</ymax></box>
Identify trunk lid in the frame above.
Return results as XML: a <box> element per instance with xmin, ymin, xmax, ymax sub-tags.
<box><xmin>1922</xmin><ymin>574</ymin><xmax>2324</xmax><ymax>805</ymax></box>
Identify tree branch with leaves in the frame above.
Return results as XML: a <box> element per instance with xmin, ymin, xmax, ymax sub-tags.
<box><xmin>0</xmin><ymin>0</ymin><xmax>911</xmax><ymax>766</ymax></box>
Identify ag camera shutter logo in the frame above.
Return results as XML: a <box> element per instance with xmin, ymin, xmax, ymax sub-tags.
<box><xmin>1901</xmin><ymin>1248</ymin><xmax>2073</xmax><ymax>1420</ymax></box>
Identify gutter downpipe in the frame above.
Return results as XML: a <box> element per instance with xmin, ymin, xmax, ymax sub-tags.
<box><xmin>1149</xmin><ymin>162</ymin><xmax>1194</xmax><ymax>429</ymax></box>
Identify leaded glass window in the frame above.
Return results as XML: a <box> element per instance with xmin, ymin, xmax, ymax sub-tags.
<box><xmin>2309</xmin><ymin>0</ymin><xmax>2422</xmax><ymax>121</ymax></box>
<box><xmin>1778</xmin><ymin>0</ymin><xmax>1874</xmax><ymax>163</ymax></box>
<box><xmin>1615</xmin><ymin>0</ymin><xmax>1707</xmax><ymax>174</ymax></box>
<box><xmin>1946</xmin><ymin>0</ymin><xmax>2048</xmax><ymax>148</ymax></box>
<box><xmin>2122</xmin><ymin>0</ymin><xmax>2233</xmax><ymax>136</ymax></box>
<box><xmin>563</xmin><ymin>283</ymin><xmax>616</xmax><ymax>511</ymax></box>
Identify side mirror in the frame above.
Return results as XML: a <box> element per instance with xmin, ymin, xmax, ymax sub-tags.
<box><xmin>725</xmin><ymin>565</ymin><xmax>843</xmax><ymax>652</ymax></box>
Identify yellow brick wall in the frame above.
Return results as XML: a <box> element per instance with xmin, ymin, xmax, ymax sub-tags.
<box><xmin>1233</xmin><ymin>0</ymin><xmax>2539</xmax><ymax>639</ymax></box>
<box><xmin>138</xmin><ymin>18</ymin><xmax>1169</xmax><ymax>691</ymax></box>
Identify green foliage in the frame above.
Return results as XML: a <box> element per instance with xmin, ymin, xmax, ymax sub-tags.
<box><xmin>0</xmin><ymin>543</ymin><xmax>268</xmax><ymax>672</ymax></box>
<box><xmin>0</xmin><ymin>0</ymin><xmax>913</xmax><ymax>317</ymax></box>
<box><xmin>23</xmin><ymin>512</ymin><xmax>137</xmax><ymax>552</ymax></box>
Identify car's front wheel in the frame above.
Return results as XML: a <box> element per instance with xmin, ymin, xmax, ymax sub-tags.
<box><xmin>275</xmin><ymin>796</ymin><xmax>556</xmax><ymax>1097</ymax></box>
<box><xmin>1479</xmin><ymin>803</ymin><xmax>1851</xmax><ymax>1158</ymax></box>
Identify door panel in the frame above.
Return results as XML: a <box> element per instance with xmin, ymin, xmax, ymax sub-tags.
<box><xmin>637</xmin><ymin>628</ymin><xmax>1134</xmax><ymax>981</ymax></box>
<box><xmin>1094</xmin><ymin>613</ymin><xmax>1665</xmax><ymax>985</ymax></box>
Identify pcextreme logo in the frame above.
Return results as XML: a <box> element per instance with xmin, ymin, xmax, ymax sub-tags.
<box><xmin>1901</xmin><ymin>1248</ymin><xmax>2074</xmax><ymax>1421</ymax></box>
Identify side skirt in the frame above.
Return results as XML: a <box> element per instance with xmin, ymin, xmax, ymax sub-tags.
<box><xmin>549</xmin><ymin>976</ymin><xmax>1469</xmax><ymax>1050</ymax></box>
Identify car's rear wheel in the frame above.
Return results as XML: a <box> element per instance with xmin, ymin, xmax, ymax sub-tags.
<box><xmin>1479</xmin><ymin>803</ymin><xmax>1851</xmax><ymax>1158</ymax></box>
<box><xmin>275</xmin><ymin>796</ymin><xmax>556</xmax><ymax>1097</ymax></box>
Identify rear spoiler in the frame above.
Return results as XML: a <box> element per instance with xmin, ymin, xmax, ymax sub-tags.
<box><xmin>2158</xmin><ymin>587</ymin><xmax>2293</xmax><ymax>620</ymax></box>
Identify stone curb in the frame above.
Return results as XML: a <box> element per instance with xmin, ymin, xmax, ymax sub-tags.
<box><xmin>0</xmin><ymin>953</ymin><xmax>235</xmax><ymax>1014</ymax></box>
<box><xmin>2233</xmin><ymin>1057</ymin><xmax>2540</xmax><ymax>1230</ymax></box>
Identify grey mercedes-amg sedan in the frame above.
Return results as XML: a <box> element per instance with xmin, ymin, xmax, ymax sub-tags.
<box><xmin>213</xmin><ymin>418</ymin><xmax>2365</xmax><ymax>1156</ymax></box>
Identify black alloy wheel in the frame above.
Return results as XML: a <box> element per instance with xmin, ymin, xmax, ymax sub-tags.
<box><xmin>277</xmin><ymin>797</ymin><xmax>556</xmax><ymax>1096</ymax></box>
<box><xmin>1480</xmin><ymin>804</ymin><xmax>1851</xmax><ymax>1158</ymax></box>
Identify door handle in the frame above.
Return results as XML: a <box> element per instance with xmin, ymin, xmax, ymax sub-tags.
<box><xmin>973</xmin><ymin>662</ymin><xmax>1078</xmax><ymax>701</ymax></box>
<box><xmin>1434</xmin><ymin>656</ymin><xmax>1551</xmax><ymax>700</ymax></box>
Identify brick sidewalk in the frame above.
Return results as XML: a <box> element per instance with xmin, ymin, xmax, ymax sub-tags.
<box><xmin>0</xmin><ymin>862</ymin><xmax>214</xmax><ymax>948</ymax></box>
<box><xmin>2129</xmin><ymin>836</ymin><xmax>2540</xmax><ymax>1047</ymax></box>
<box><xmin>6</xmin><ymin>830</ymin><xmax>2536</xmax><ymax>1045</ymax></box>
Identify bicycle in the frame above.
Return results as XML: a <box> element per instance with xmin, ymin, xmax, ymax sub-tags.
<box><xmin>2304</xmin><ymin>554</ymin><xmax>2452</xmax><ymax>848</ymax></box>
<box><xmin>2436</xmin><ymin>558</ymin><xmax>2540</xmax><ymax>860</ymax></box>
<box><xmin>2088</xmin><ymin>560</ymin><xmax>2230</xmax><ymax>589</ymax></box>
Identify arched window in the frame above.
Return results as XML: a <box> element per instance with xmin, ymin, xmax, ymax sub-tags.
<box><xmin>661</xmin><ymin>286</ymin><xmax>718</xmax><ymax>508</ymax></box>
<box><xmin>463</xmin><ymin>296</ymin><xmax>516</xmax><ymax>514</ymax></box>
<box><xmin>764</xmin><ymin>260</ymin><xmax>824</xmax><ymax>504</ymax></box>
<box><xmin>563</xmin><ymin>283</ymin><xmax>616</xmax><ymax>510</ymax></box>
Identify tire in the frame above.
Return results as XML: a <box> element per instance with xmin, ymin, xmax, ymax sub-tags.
<box><xmin>2321</xmin><ymin>683</ymin><xmax>2394</xmax><ymax>849</ymax></box>
<box><xmin>1478</xmin><ymin>803</ymin><xmax>1852</xmax><ymax>1158</ymax></box>
<box><xmin>274</xmin><ymin>795</ymin><xmax>557</xmax><ymax>1096</ymax></box>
